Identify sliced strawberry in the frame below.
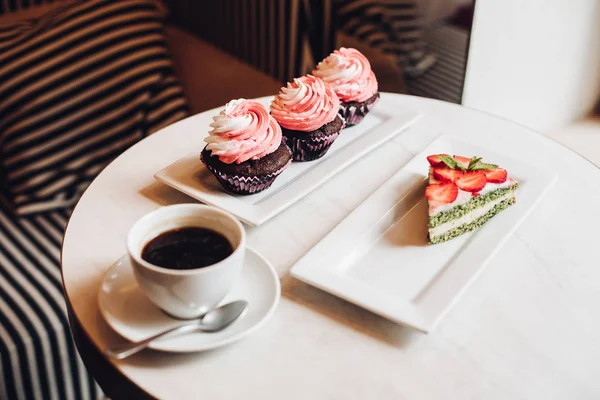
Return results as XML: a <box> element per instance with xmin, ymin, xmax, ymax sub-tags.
<box><xmin>483</xmin><ymin>168</ymin><xmax>507</xmax><ymax>184</ymax></box>
<box><xmin>453</xmin><ymin>155</ymin><xmax>471</xmax><ymax>168</ymax></box>
<box><xmin>472</xmin><ymin>192</ymin><xmax>481</xmax><ymax>197</ymax></box>
<box><xmin>425</xmin><ymin>183</ymin><xmax>458</xmax><ymax>203</ymax></box>
<box><xmin>456</xmin><ymin>171</ymin><xmax>487</xmax><ymax>192</ymax></box>
<box><xmin>433</xmin><ymin>166</ymin><xmax>464</xmax><ymax>183</ymax></box>
<box><xmin>427</xmin><ymin>154</ymin><xmax>449</xmax><ymax>167</ymax></box>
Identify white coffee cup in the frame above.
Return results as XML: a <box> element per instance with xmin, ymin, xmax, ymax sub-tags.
<box><xmin>127</xmin><ymin>204</ymin><xmax>245</xmax><ymax>319</ymax></box>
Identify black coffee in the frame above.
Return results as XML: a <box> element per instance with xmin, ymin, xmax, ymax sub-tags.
<box><xmin>141</xmin><ymin>227</ymin><xmax>233</xmax><ymax>270</ymax></box>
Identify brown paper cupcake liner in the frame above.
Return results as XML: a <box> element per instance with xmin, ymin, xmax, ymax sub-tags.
<box><xmin>282</xmin><ymin>128</ymin><xmax>343</xmax><ymax>162</ymax></box>
<box><xmin>339</xmin><ymin>94</ymin><xmax>380</xmax><ymax>127</ymax></box>
<box><xmin>201</xmin><ymin>156</ymin><xmax>291</xmax><ymax>195</ymax></box>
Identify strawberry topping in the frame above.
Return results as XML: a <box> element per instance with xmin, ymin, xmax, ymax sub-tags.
<box><xmin>483</xmin><ymin>168</ymin><xmax>507</xmax><ymax>184</ymax></box>
<box><xmin>433</xmin><ymin>166</ymin><xmax>464</xmax><ymax>183</ymax></box>
<box><xmin>453</xmin><ymin>155</ymin><xmax>471</xmax><ymax>168</ymax></box>
<box><xmin>456</xmin><ymin>171</ymin><xmax>487</xmax><ymax>192</ymax></box>
<box><xmin>427</xmin><ymin>154</ymin><xmax>449</xmax><ymax>167</ymax></box>
<box><xmin>425</xmin><ymin>182</ymin><xmax>459</xmax><ymax>203</ymax></box>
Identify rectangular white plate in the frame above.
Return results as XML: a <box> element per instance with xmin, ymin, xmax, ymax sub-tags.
<box><xmin>155</xmin><ymin>103</ymin><xmax>422</xmax><ymax>226</ymax></box>
<box><xmin>290</xmin><ymin>135</ymin><xmax>557</xmax><ymax>333</ymax></box>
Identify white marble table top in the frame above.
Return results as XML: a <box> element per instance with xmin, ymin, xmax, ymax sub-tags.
<box><xmin>61</xmin><ymin>93</ymin><xmax>600</xmax><ymax>399</ymax></box>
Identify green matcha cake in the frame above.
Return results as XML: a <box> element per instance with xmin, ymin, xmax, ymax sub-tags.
<box><xmin>425</xmin><ymin>154</ymin><xmax>519</xmax><ymax>244</ymax></box>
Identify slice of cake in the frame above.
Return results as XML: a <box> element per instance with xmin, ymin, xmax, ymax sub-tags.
<box><xmin>425</xmin><ymin>154</ymin><xmax>519</xmax><ymax>244</ymax></box>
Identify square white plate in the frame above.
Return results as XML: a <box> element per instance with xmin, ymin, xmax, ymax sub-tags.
<box><xmin>155</xmin><ymin>102</ymin><xmax>422</xmax><ymax>226</ymax></box>
<box><xmin>290</xmin><ymin>135</ymin><xmax>557</xmax><ymax>333</ymax></box>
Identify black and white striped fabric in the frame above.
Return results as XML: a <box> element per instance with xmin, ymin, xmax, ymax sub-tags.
<box><xmin>0</xmin><ymin>0</ymin><xmax>189</xmax><ymax>215</ymax></box>
<box><xmin>0</xmin><ymin>204</ymin><xmax>101</xmax><ymax>400</ymax></box>
<box><xmin>0</xmin><ymin>1</ymin><xmax>189</xmax><ymax>398</ymax></box>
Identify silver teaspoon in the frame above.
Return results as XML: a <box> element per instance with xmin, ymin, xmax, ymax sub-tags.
<box><xmin>105</xmin><ymin>300</ymin><xmax>248</xmax><ymax>360</ymax></box>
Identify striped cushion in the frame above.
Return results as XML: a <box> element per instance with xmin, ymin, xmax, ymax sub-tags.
<box><xmin>0</xmin><ymin>204</ymin><xmax>102</xmax><ymax>399</ymax></box>
<box><xmin>0</xmin><ymin>0</ymin><xmax>189</xmax><ymax>215</ymax></box>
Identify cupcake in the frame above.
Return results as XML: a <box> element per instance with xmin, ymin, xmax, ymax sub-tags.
<box><xmin>313</xmin><ymin>47</ymin><xmax>380</xmax><ymax>126</ymax></box>
<box><xmin>270</xmin><ymin>75</ymin><xmax>345</xmax><ymax>161</ymax></box>
<box><xmin>200</xmin><ymin>99</ymin><xmax>292</xmax><ymax>195</ymax></box>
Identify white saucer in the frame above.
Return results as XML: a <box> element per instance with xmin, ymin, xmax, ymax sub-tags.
<box><xmin>98</xmin><ymin>248</ymin><xmax>280</xmax><ymax>353</ymax></box>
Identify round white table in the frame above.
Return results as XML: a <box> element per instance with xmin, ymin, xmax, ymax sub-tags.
<box><xmin>62</xmin><ymin>93</ymin><xmax>600</xmax><ymax>399</ymax></box>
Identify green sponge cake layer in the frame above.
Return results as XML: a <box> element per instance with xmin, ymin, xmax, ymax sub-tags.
<box><xmin>429</xmin><ymin>184</ymin><xmax>519</xmax><ymax>229</ymax></box>
<box><xmin>429</xmin><ymin>197</ymin><xmax>516</xmax><ymax>244</ymax></box>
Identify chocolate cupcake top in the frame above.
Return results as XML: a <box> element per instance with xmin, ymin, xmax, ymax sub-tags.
<box><xmin>270</xmin><ymin>75</ymin><xmax>339</xmax><ymax>132</ymax></box>
<box><xmin>313</xmin><ymin>47</ymin><xmax>378</xmax><ymax>103</ymax></box>
<box><xmin>204</xmin><ymin>99</ymin><xmax>282</xmax><ymax>164</ymax></box>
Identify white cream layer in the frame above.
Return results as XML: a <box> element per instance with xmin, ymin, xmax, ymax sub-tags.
<box><xmin>429</xmin><ymin>192</ymin><xmax>515</xmax><ymax>238</ymax></box>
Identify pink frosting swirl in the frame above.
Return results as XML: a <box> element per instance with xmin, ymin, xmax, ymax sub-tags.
<box><xmin>313</xmin><ymin>47</ymin><xmax>378</xmax><ymax>103</ymax></box>
<box><xmin>270</xmin><ymin>75</ymin><xmax>340</xmax><ymax>132</ymax></box>
<box><xmin>204</xmin><ymin>99</ymin><xmax>282</xmax><ymax>164</ymax></box>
